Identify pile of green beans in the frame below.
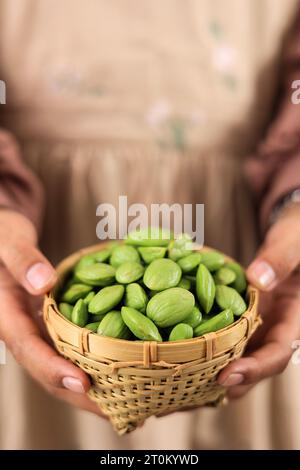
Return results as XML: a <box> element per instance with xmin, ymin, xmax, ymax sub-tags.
<box><xmin>58</xmin><ymin>229</ymin><xmax>248</xmax><ymax>342</ymax></box>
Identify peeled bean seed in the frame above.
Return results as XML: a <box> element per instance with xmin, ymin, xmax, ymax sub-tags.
<box><xmin>125</xmin><ymin>227</ymin><xmax>172</xmax><ymax>247</ymax></box>
<box><xmin>184</xmin><ymin>306</ymin><xmax>202</xmax><ymax>328</ymax></box>
<box><xmin>89</xmin><ymin>313</ymin><xmax>106</xmax><ymax>322</ymax></box>
<box><xmin>93</xmin><ymin>249</ymin><xmax>111</xmax><ymax>263</ymax></box>
<box><xmin>177</xmin><ymin>252</ymin><xmax>202</xmax><ymax>273</ymax></box>
<box><xmin>146</xmin><ymin>288</ymin><xmax>195</xmax><ymax>328</ymax></box>
<box><xmin>143</xmin><ymin>259</ymin><xmax>181</xmax><ymax>291</ymax></box>
<box><xmin>169</xmin><ymin>323</ymin><xmax>193</xmax><ymax>341</ymax></box>
<box><xmin>85</xmin><ymin>321</ymin><xmax>100</xmax><ymax>332</ymax></box>
<box><xmin>168</xmin><ymin>233</ymin><xmax>193</xmax><ymax>261</ymax></box>
<box><xmin>226</xmin><ymin>262</ymin><xmax>247</xmax><ymax>293</ymax></box>
<box><xmin>215</xmin><ymin>285</ymin><xmax>247</xmax><ymax>316</ymax></box>
<box><xmin>214</xmin><ymin>267</ymin><xmax>236</xmax><ymax>285</ymax></box>
<box><xmin>125</xmin><ymin>283</ymin><xmax>148</xmax><ymax>313</ymax></box>
<box><xmin>71</xmin><ymin>299</ymin><xmax>88</xmax><ymax>327</ymax></box>
<box><xmin>89</xmin><ymin>285</ymin><xmax>125</xmax><ymax>315</ymax></box>
<box><xmin>138</xmin><ymin>247</ymin><xmax>167</xmax><ymax>264</ymax></box>
<box><xmin>177</xmin><ymin>277</ymin><xmax>192</xmax><ymax>290</ymax></box>
<box><xmin>200</xmin><ymin>251</ymin><xmax>225</xmax><ymax>271</ymax></box>
<box><xmin>62</xmin><ymin>284</ymin><xmax>92</xmax><ymax>304</ymax></box>
<box><xmin>121</xmin><ymin>306</ymin><xmax>162</xmax><ymax>341</ymax></box>
<box><xmin>75</xmin><ymin>263</ymin><xmax>116</xmax><ymax>286</ymax></box>
<box><xmin>58</xmin><ymin>302</ymin><xmax>73</xmax><ymax>321</ymax></box>
<box><xmin>83</xmin><ymin>291</ymin><xmax>95</xmax><ymax>305</ymax></box>
<box><xmin>193</xmin><ymin>309</ymin><xmax>234</xmax><ymax>336</ymax></box>
<box><xmin>74</xmin><ymin>254</ymin><xmax>96</xmax><ymax>271</ymax></box>
<box><xmin>115</xmin><ymin>262</ymin><xmax>145</xmax><ymax>284</ymax></box>
<box><xmin>110</xmin><ymin>245</ymin><xmax>140</xmax><ymax>268</ymax></box>
<box><xmin>196</xmin><ymin>264</ymin><xmax>216</xmax><ymax>314</ymax></box>
<box><xmin>97</xmin><ymin>310</ymin><xmax>131</xmax><ymax>339</ymax></box>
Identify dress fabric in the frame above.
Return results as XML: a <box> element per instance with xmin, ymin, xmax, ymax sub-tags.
<box><xmin>0</xmin><ymin>0</ymin><xmax>300</xmax><ymax>450</ymax></box>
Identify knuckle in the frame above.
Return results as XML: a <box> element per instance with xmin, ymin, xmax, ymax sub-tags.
<box><xmin>42</xmin><ymin>356</ymin><xmax>63</xmax><ymax>388</ymax></box>
<box><xmin>10</xmin><ymin>335</ymin><xmax>62</xmax><ymax>388</ymax></box>
<box><xmin>42</xmin><ymin>383</ymin><xmax>62</xmax><ymax>399</ymax></box>
<box><xmin>245</xmin><ymin>357</ymin><xmax>260</xmax><ymax>383</ymax></box>
<box><xmin>48</xmin><ymin>371</ymin><xmax>62</xmax><ymax>389</ymax></box>
<box><xmin>9</xmin><ymin>331</ymin><xmax>37</xmax><ymax>365</ymax></box>
<box><xmin>47</xmin><ymin>385</ymin><xmax>61</xmax><ymax>399</ymax></box>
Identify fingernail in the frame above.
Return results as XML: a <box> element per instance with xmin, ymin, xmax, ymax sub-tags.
<box><xmin>248</xmin><ymin>260</ymin><xmax>276</xmax><ymax>289</ymax></box>
<box><xmin>62</xmin><ymin>377</ymin><xmax>85</xmax><ymax>394</ymax></box>
<box><xmin>26</xmin><ymin>262</ymin><xmax>55</xmax><ymax>290</ymax></box>
<box><xmin>220</xmin><ymin>373</ymin><xmax>244</xmax><ymax>387</ymax></box>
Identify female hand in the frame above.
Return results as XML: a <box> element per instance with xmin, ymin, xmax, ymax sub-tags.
<box><xmin>0</xmin><ymin>209</ymin><xmax>105</xmax><ymax>416</ymax></box>
<box><xmin>218</xmin><ymin>204</ymin><xmax>300</xmax><ymax>398</ymax></box>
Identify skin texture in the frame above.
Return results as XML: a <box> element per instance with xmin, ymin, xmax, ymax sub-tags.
<box><xmin>218</xmin><ymin>203</ymin><xmax>300</xmax><ymax>399</ymax></box>
<box><xmin>1</xmin><ymin>204</ymin><xmax>300</xmax><ymax>415</ymax></box>
<box><xmin>160</xmin><ymin>203</ymin><xmax>300</xmax><ymax>416</ymax></box>
<box><xmin>0</xmin><ymin>210</ymin><xmax>105</xmax><ymax>418</ymax></box>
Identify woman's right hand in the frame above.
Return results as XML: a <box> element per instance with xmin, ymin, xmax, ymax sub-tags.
<box><xmin>0</xmin><ymin>209</ymin><xmax>105</xmax><ymax>416</ymax></box>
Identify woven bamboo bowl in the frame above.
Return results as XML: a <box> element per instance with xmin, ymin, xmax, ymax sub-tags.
<box><xmin>43</xmin><ymin>242</ymin><xmax>261</xmax><ymax>435</ymax></box>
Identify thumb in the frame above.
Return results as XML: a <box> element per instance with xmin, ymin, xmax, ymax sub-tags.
<box><xmin>247</xmin><ymin>209</ymin><xmax>300</xmax><ymax>291</ymax></box>
<box><xmin>0</xmin><ymin>210</ymin><xmax>57</xmax><ymax>295</ymax></box>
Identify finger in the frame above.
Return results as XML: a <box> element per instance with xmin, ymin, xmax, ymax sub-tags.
<box><xmin>1</xmin><ymin>241</ymin><xmax>58</xmax><ymax>295</ymax></box>
<box><xmin>0</xmin><ymin>211</ymin><xmax>57</xmax><ymax>295</ymax></box>
<box><xmin>13</xmin><ymin>332</ymin><xmax>91</xmax><ymax>393</ymax></box>
<box><xmin>226</xmin><ymin>384</ymin><xmax>254</xmax><ymax>400</ymax></box>
<box><xmin>218</xmin><ymin>341</ymin><xmax>291</xmax><ymax>389</ymax></box>
<box><xmin>48</xmin><ymin>387</ymin><xmax>107</xmax><ymax>418</ymax></box>
<box><xmin>0</xmin><ymin>278</ymin><xmax>90</xmax><ymax>394</ymax></box>
<box><xmin>218</xmin><ymin>292</ymin><xmax>300</xmax><ymax>388</ymax></box>
<box><xmin>247</xmin><ymin>210</ymin><xmax>300</xmax><ymax>291</ymax></box>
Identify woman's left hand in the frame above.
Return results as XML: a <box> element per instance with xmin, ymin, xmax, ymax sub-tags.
<box><xmin>218</xmin><ymin>203</ymin><xmax>300</xmax><ymax>398</ymax></box>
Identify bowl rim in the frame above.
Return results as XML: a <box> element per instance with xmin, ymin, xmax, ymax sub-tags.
<box><xmin>43</xmin><ymin>242</ymin><xmax>260</xmax><ymax>364</ymax></box>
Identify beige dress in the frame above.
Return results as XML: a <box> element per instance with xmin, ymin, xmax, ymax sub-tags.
<box><xmin>0</xmin><ymin>0</ymin><xmax>300</xmax><ymax>450</ymax></box>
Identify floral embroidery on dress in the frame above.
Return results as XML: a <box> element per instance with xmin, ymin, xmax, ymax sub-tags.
<box><xmin>209</xmin><ymin>21</ymin><xmax>238</xmax><ymax>91</ymax></box>
<box><xmin>147</xmin><ymin>100</ymin><xmax>172</xmax><ymax>127</ymax></box>
<box><xmin>146</xmin><ymin>100</ymin><xmax>207</xmax><ymax>151</ymax></box>
<box><xmin>212</xmin><ymin>44</ymin><xmax>236</xmax><ymax>73</ymax></box>
<box><xmin>209</xmin><ymin>20</ymin><xmax>224</xmax><ymax>41</ymax></box>
<box><xmin>47</xmin><ymin>63</ymin><xmax>103</xmax><ymax>97</ymax></box>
